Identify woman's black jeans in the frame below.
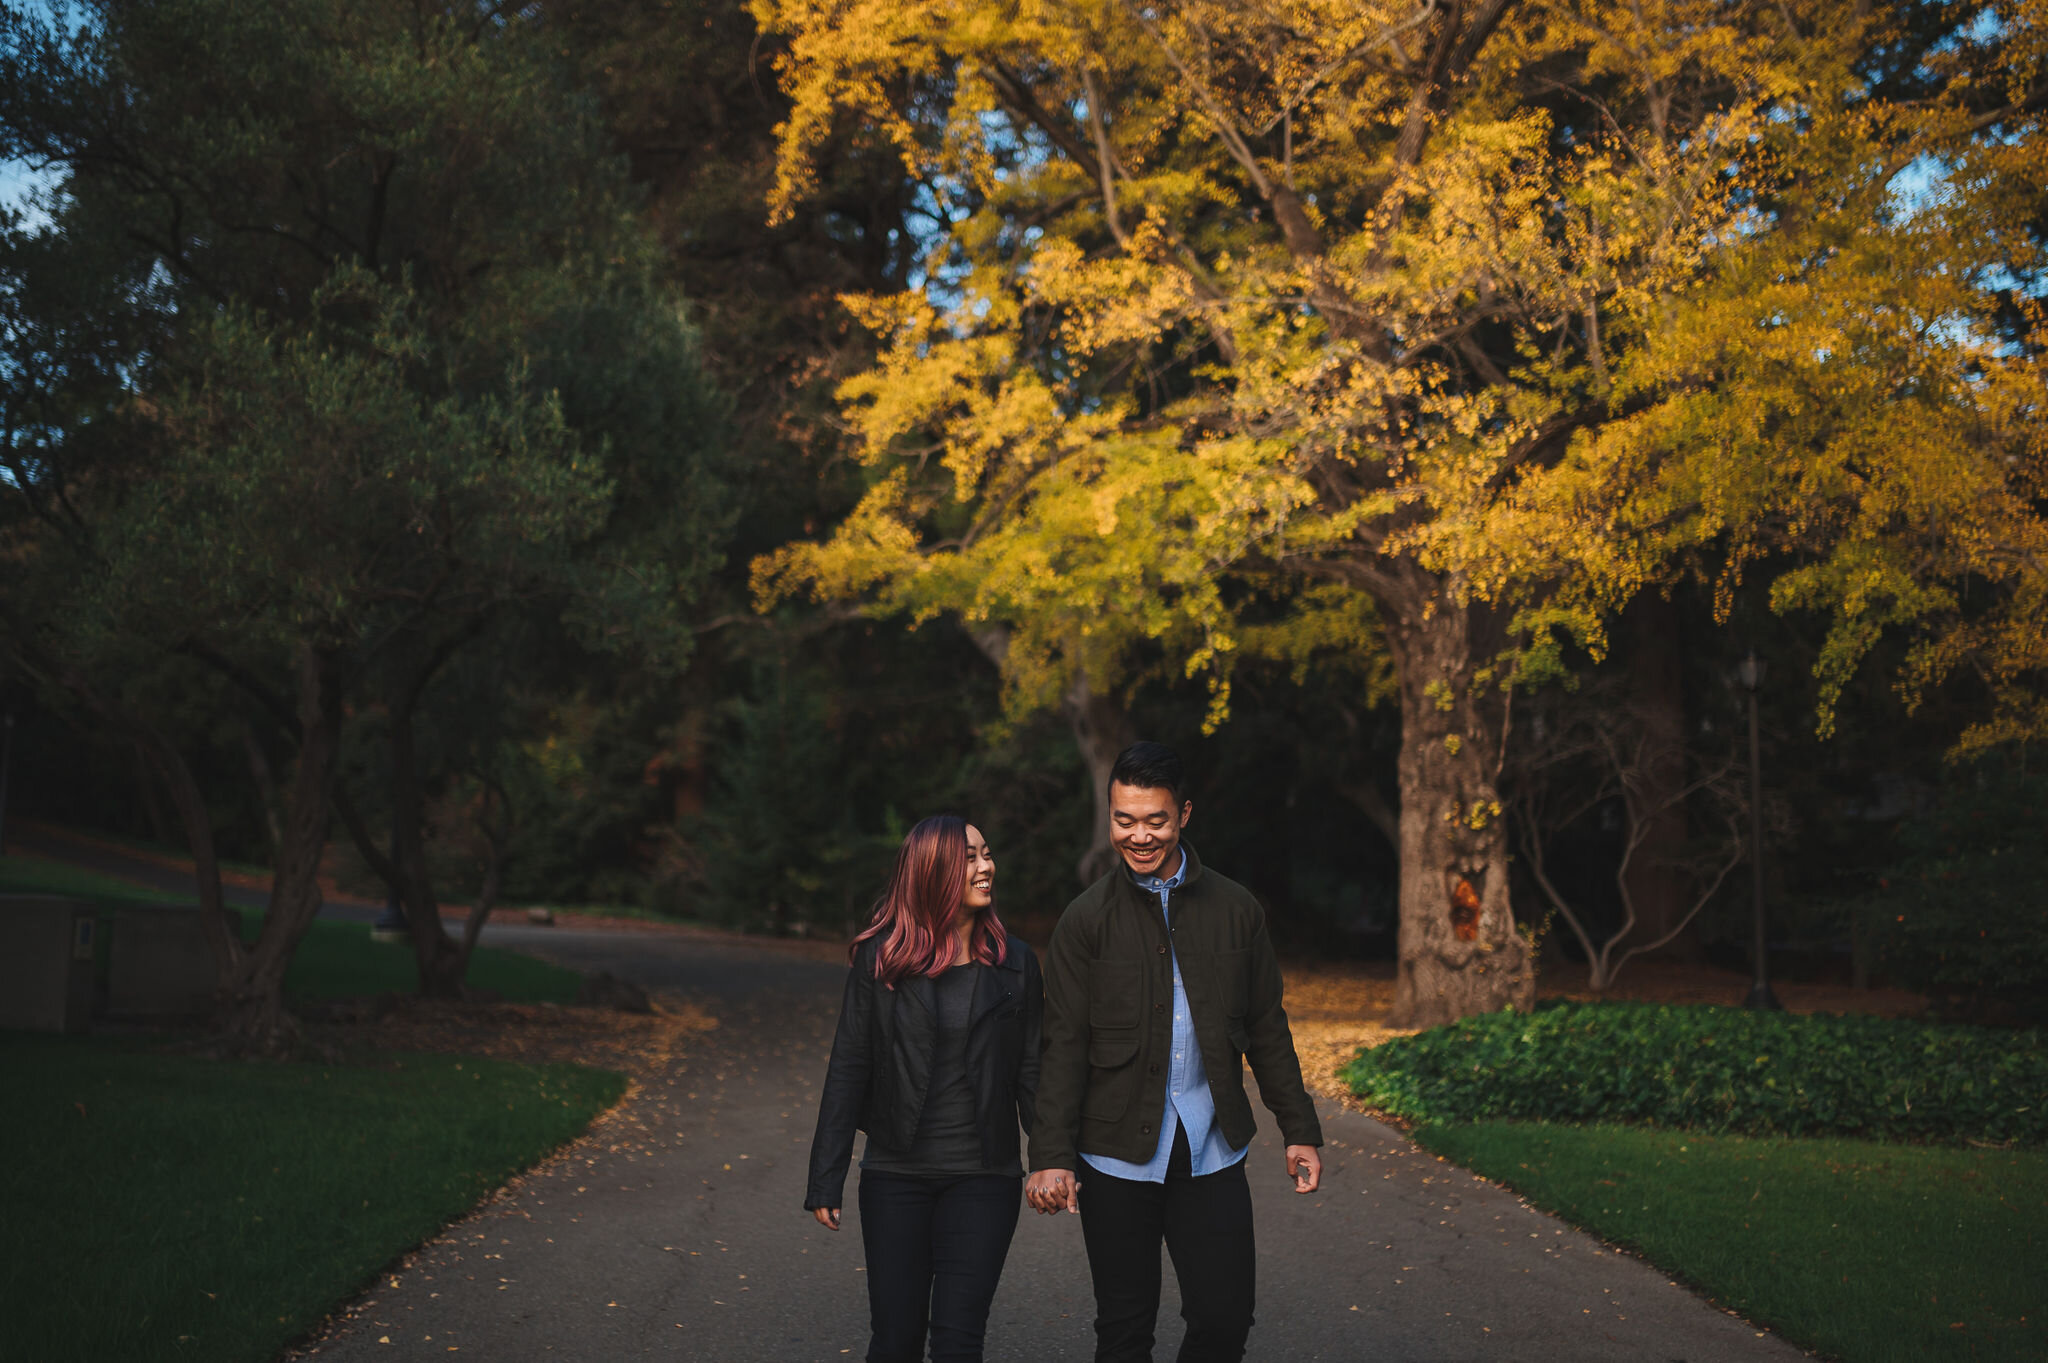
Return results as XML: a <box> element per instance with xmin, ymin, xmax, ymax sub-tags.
<box><xmin>857</xmin><ymin>1170</ymin><xmax>1022</xmax><ymax>1363</ymax></box>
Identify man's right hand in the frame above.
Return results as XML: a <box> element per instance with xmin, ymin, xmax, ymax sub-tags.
<box><xmin>1024</xmin><ymin>1168</ymin><xmax>1080</xmax><ymax>1215</ymax></box>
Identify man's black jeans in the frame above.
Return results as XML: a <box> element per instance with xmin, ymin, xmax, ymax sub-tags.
<box><xmin>856</xmin><ymin>1170</ymin><xmax>1022</xmax><ymax>1363</ymax></box>
<box><xmin>1077</xmin><ymin>1128</ymin><xmax>1256</xmax><ymax>1363</ymax></box>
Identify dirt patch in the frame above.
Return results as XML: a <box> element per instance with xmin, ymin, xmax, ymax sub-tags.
<box><xmin>1280</xmin><ymin>961</ymin><xmax>1410</xmax><ymax>1109</ymax></box>
<box><xmin>1536</xmin><ymin>958</ymin><xmax>1927</xmax><ymax>1018</ymax></box>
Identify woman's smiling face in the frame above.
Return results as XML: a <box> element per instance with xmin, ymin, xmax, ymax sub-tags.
<box><xmin>962</xmin><ymin>823</ymin><xmax>995</xmax><ymax>910</ymax></box>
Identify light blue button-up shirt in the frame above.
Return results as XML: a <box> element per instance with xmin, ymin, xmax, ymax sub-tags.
<box><xmin>1080</xmin><ymin>848</ymin><xmax>1247</xmax><ymax>1183</ymax></box>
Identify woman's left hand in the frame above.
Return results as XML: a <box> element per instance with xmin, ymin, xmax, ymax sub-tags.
<box><xmin>814</xmin><ymin>1207</ymin><xmax>841</xmax><ymax>1230</ymax></box>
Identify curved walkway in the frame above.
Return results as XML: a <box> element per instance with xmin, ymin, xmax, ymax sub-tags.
<box><xmin>282</xmin><ymin>927</ymin><xmax>1810</xmax><ymax>1363</ymax></box>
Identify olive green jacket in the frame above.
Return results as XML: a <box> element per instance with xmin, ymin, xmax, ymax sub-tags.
<box><xmin>1028</xmin><ymin>844</ymin><xmax>1323</xmax><ymax>1172</ymax></box>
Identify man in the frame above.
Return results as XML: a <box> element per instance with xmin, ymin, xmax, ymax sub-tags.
<box><xmin>1025</xmin><ymin>741</ymin><xmax>1323</xmax><ymax>1363</ymax></box>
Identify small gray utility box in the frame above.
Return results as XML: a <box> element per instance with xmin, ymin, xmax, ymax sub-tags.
<box><xmin>0</xmin><ymin>895</ymin><xmax>97</xmax><ymax>1033</ymax></box>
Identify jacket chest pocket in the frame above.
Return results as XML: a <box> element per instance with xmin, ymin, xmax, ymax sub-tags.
<box><xmin>1181</xmin><ymin>947</ymin><xmax>1251</xmax><ymax>1021</ymax></box>
<box><xmin>1089</xmin><ymin>959</ymin><xmax>1143</xmax><ymax>1030</ymax></box>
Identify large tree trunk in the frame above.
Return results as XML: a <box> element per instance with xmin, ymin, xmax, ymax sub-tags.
<box><xmin>132</xmin><ymin>741</ymin><xmax>177</xmax><ymax>846</ymax></box>
<box><xmin>390</xmin><ymin>708</ymin><xmax>468</xmax><ymax>999</ymax></box>
<box><xmin>141</xmin><ymin>737</ymin><xmax>239</xmax><ymax>980</ymax></box>
<box><xmin>214</xmin><ymin>645</ymin><xmax>344</xmax><ymax>1054</ymax></box>
<box><xmin>329</xmin><ymin>719</ymin><xmax>467</xmax><ymax>997</ymax></box>
<box><xmin>1385</xmin><ymin>595</ymin><xmax>1535</xmax><ymax>1028</ymax></box>
<box><xmin>1062</xmin><ymin>670</ymin><xmax>1136</xmax><ymax>886</ymax></box>
<box><xmin>1616</xmin><ymin>596</ymin><xmax>1700</xmax><ymax>960</ymax></box>
<box><xmin>239</xmin><ymin>717</ymin><xmax>285</xmax><ymax>856</ymax></box>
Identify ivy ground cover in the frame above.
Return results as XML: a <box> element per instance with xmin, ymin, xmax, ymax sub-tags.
<box><xmin>1341</xmin><ymin>1000</ymin><xmax>2046</xmax><ymax>1144</ymax></box>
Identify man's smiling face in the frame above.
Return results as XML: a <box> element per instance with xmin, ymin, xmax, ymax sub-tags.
<box><xmin>1109</xmin><ymin>780</ymin><xmax>1192</xmax><ymax>878</ymax></box>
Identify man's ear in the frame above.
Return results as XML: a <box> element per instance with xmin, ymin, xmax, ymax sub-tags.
<box><xmin>1179</xmin><ymin>801</ymin><xmax>1193</xmax><ymax>829</ymax></box>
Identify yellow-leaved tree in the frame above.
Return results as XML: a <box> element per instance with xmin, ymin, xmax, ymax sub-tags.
<box><xmin>751</xmin><ymin>0</ymin><xmax>2048</xmax><ymax>1024</ymax></box>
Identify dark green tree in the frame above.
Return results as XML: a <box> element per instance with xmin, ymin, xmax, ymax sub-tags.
<box><xmin>0</xmin><ymin>0</ymin><xmax>728</xmax><ymax>1047</ymax></box>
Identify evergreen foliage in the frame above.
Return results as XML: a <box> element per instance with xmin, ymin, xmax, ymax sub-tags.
<box><xmin>1342</xmin><ymin>1000</ymin><xmax>2048</xmax><ymax>1144</ymax></box>
<box><xmin>1866</xmin><ymin>768</ymin><xmax>2048</xmax><ymax>1022</ymax></box>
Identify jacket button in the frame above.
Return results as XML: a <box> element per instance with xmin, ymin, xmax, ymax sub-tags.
<box><xmin>1156</xmin><ymin>944</ymin><xmax>1167</xmax><ymax>954</ymax></box>
<box><xmin>1141</xmin><ymin>1124</ymin><xmax>1152</xmax><ymax>1135</ymax></box>
<box><xmin>1154</xmin><ymin>1003</ymin><xmax>1164</xmax><ymax>1013</ymax></box>
<box><xmin>1148</xmin><ymin>1063</ymin><xmax>1160</xmax><ymax>1075</ymax></box>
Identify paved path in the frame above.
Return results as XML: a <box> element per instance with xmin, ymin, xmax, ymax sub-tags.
<box><xmin>284</xmin><ymin>928</ymin><xmax>1809</xmax><ymax>1363</ymax></box>
<box><xmin>9</xmin><ymin>823</ymin><xmax>381</xmax><ymax>921</ymax></box>
<box><xmin>13</xmin><ymin>831</ymin><xmax>1807</xmax><ymax>1359</ymax></box>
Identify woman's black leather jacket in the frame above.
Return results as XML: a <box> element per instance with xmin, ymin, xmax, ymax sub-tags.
<box><xmin>804</xmin><ymin>934</ymin><xmax>1042</xmax><ymax>1211</ymax></box>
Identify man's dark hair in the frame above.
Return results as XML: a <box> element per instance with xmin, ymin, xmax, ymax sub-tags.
<box><xmin>1109</xmin><ymin>741</ymin><xmax>1185</xmax><ymax>803</ymax></box>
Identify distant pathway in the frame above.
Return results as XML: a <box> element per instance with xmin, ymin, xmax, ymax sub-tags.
<box><xmin>280</xmin><ymin>928</ymin><xmax>1810</xmax><ymax>1363</ymax></box>
<box><xmin>10</xmin><ymin>823</ymin><xmax>375</xmax><ymax>920</ymax></box>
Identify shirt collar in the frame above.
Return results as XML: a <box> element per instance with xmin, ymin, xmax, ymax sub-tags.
<box><xmin>1125</xmin><ymin>845</ymin><xmax>1188</xmax><ymax>892</ymax></box>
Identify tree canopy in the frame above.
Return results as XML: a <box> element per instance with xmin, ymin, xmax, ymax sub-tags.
<box><xmin>749</xmin><ymin>0</ymin><xmax>2048</xmax><ymax>1022</ymax></box>
<box><xmin>0</xmin><ymin>0</ymin><xmax>729</xmax><ymax>1045</ymax></box>
<box><xmin>0</xmin><ymin>0</ymin><xmax>2040</xmax><ymax>1034</ymax></box>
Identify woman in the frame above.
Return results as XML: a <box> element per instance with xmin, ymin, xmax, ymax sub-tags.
<box><xmin>805</xmin><ymin>815</ymin><xmax>1042</xmax><ymax>1363</ymax></box>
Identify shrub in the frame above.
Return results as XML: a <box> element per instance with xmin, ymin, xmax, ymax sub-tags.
<box><xmin>1863</xmin><ymin>769</ymin><xmax>2048</xmax><ymax>1022</ymax></box>
<box><xmin>1340</xmin><ymin>1001</ymin><xmax>2046</xmax><ymax>1145</ymax></box>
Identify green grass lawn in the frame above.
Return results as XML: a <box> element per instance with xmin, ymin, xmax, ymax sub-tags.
<box><xmin>0</xmin><ymin>852</ymin><xmax>585</xmax><ymax>1003</ymax></box>
<box><xmin>1415</xmin><ymin>1119</ymin><xmax>2046</xmax><ymax>1363</ymax></box>
<box><xmin>0</xmin><ymin>1034</ymin><xmax>627</xmax><ymax>1363</ymax></box>
<box><xmin>0</xmin><ymin>851</ymin><xmax>177</xmax><ymax>905</ymax></box>
<box><xmin>283</xmin><ymin>918</ymin><xmax>583</xmax><ymax>1003</ymax></box>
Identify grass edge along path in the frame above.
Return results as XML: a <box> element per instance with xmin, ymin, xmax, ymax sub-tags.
<box><xmin>1</xmin><ymin>1034</ymin><xmax>630</xmax><ymax>1363</ymax></box>
<box><xmin>1409</xmin><ymin>1119</ymin><xmax>2044</xmax><ymax>1363</ymax></box>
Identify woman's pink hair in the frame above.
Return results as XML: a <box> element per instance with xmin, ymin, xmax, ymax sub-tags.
<box><xmin>852</xmin><ymin>814</ymin><xmax>1008</xmax><ymax>986</ymax></box>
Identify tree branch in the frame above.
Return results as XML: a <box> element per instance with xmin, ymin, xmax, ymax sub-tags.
<box><xmin>1253</xmin><ymin>1</ymin><xmax>1443</xmax><ymax>136</ymax></box>
<box><xmin>1080</xmin><ymin>67</ymin><xmax>1130</xmax><ymax>248</ymax></box>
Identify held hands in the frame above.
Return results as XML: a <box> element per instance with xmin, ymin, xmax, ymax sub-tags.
<box><xmin>813</xmin><ymin>1207</ymin><xmax>841</xmax><ymax>1230</ymax></box>
<box><xmin>1023</xmin><ymin>1153</ymin><xmax>1312</xmax><ymax>1211</ymax></box>
<box><xmin>1023</xmin><ymin>1168</ymin><xmax>1081</xmax><ymax>1215</ymax></box>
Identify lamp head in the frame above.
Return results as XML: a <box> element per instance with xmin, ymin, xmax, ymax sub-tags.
<box><xmin>1736</xmin><ymin>651</ymin><xmax>1766</xmax><ymax>692</ymax></box>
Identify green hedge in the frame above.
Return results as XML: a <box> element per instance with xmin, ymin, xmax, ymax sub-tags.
<box><xmin>1863</xmin><ymin>770</ymin><xmax>2048</xmax><ymax>1022</ymax></box>
<box><xmin>1340</xmin><ymin>1001</ymin><xmax>2046</xmax><ymax>1145</ymax></box>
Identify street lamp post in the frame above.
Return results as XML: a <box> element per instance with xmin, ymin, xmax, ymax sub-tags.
<box><xmin>1737</xmin><ymin>651</ymin><xmax>1781</xmax><ymax>1011</ymax></box>
<box><xmin>370</xmin><ymin>813</ymin><xmax>409</xmax><ymax>943</ymax></box>
<box><xmin>0</xmin><ymin>712</ymin><xmax>14</xmax><ymax>855</ymax></box>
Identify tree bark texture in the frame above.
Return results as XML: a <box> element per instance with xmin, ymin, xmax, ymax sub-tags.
<box><xmin>239</xmin><ymin>717</ymin><xmax>285</xmax><ymax>855</ymax></box>
<box><xmin>215</xmin><ymin>645</ymin><xmax>343</xmax><ymax>1053</ymax></box>
<box><xmin>1385</xmin><ymin>596</ymin><xmax>1535</xmax><ymax>1027</ymax></box>
<box><xmin>132</xmin><ymin>741</ymin><xmax>176</xmax><ymax>847</ymax></box>
<box><xmin>140</xmin><ymin>734</ymin><xmax>239</xmax><ymax>981</ymax></box>
<box><xmin>1061</xmin><ymin>670</ymin><xmax>1136</xmax><ymax>886</ymax></box>
<box><xmin>389</xmin><ymin>707</ymin><xmax>468</xmax><ymax>999</ymax></box>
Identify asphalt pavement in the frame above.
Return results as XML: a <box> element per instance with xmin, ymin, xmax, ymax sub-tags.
<box><xmin>277</xmin><ymin>926</ymin><xmax>1811</xmax><ymax>1363</ymax></box>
